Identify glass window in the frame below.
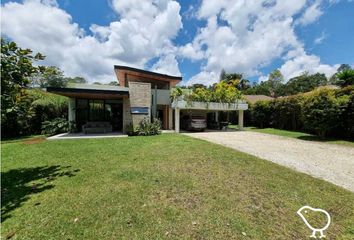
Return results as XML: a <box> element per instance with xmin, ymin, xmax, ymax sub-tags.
<box><xmin>89</xmin><ymin>100</ymin><xmax>104</xmax><ymax>121</ymax></box>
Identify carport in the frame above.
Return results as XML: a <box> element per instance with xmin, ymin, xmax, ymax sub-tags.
<box><xmin>171</xmin><ymin>100</ymin><xmax>248</xmax><ymax>133</ymax></box>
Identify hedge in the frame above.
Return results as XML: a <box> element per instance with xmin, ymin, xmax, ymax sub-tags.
<box><xmin>249</xmin><ymin>86</ymin><xmax>354</xmax><ymax>138</ymax></box>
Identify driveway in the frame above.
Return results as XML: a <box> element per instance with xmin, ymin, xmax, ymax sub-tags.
<box><xmin>184</xmin><ymin>131</ymin><xmax>354</xmax><ymax>192</ymax></box>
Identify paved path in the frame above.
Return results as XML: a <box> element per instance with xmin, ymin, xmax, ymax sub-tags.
<box><xmin>184</xmin><ymin>131</ymin><xmax>354</xmax><ymax>192</ymax></box>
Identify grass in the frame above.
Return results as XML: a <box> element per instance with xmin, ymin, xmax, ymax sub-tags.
<box><xmin>1</xmin><ymin>134</ymin><xmax>46</xmax><ymax>144</ymax></box>
<box><xmin>1</xmin><ymin>134</ymin><xmax>354</xmax><ymax>239</ymax></box>
<box><xmin>229</xmin><ymin>125</ymin><xmax>354</xmax><ymax>147</ymax></box>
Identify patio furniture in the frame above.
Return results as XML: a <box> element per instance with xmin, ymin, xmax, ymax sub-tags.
<box><xmin>82</xmin><ymin>122</ymin><xmax>113</xmax><ymax>134</ymax></box>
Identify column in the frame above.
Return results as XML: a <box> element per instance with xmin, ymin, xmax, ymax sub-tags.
<box><xmin>175</xmin><ymin>108</ymin><xmax>180</xmax><ymax>133</ymax></box>
<box><xmin>238</xmin><ymin>109</ymin><xmax>244</xmax><ymax>130</ymax></box>
<box><xmin>68</xmin><ymin>98</ymin><xmax>76</xmax><ymax>123</ymax></box>
<box><xmin>168</xmin><ymin>107</ymin><xmax>173</xmax><ymax>130</ymax></box>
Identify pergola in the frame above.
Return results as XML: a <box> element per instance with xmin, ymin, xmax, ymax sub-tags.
<box><xmin>171</xmin><ymin>100</ymin><xmax>249</xmax><ymax>133</ymax></box>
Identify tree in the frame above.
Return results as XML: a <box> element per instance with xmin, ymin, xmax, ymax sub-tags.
<box><xmin>1</xmin><ymin>38</ymin><xmax>45</xmax><ymax>136</ymax></box>
<box><xmin>267</xmin><ymin>69</ymin><xmax>284</xmax><ymax>97</ymax></box>
<box><xmin>41</xmin><ymin>66</ymin><xmax>67</xmax><ymax>88</ymax></box>
<box><xmin>337</xmin><ymin>64</ymin><xmax>351</xmax><ymax>72</ymax></box>
<box><xmin>108</xmin><ymin>81</ymin><xmax>119</xmax><ymax>86</ymax></box>
<box><xmin>219</xmin><ymin>69</ymin><xmax>226</xmax><ymax>82</ymax></box>
<box><xmin>66</xmin><ymin>76</ymin><xmax>86</xmax><ymax>84</ymax></box>
<box><xmin>92</xmin><ymin>82</ymin><xmax>102</xmax><ymax>85</ymax></box>
<box><xmin>284</xmin><ymin>72</ymin><xmax>327</xmax><ymax>95</ymax></box>
<box><xmin>329</xmin><ymin>63</ymin><xmax>353</xmax><ymax>86</ymax></box>
<box><xmin>336</xmin><ymin>69</ymin><xmax>354</xmax><ymax>87</ymax></box>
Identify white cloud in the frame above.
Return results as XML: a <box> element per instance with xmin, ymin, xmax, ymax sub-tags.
<box><xmin>297</xmin><ymin>0</ymin><xmax>323</xmax><ymax>26</ymax></box>
<box><xmin>314</xmin><ymin>31</ymin><xmax>328</xmax><ymax>44</ymax></box>
<box><xmin>183</xmin><ymin>0</ymin><xmax>339</xmax><ymax>85</ymax></box>
<box><xmin>1</xmin><ymin>0</ymin><xmax>183</xmax><ymax>83</ymax></box>
<box><xmin>280</xmin><ymin>50</ymin><xmax>339</xmax><ymax>79</ymax></box>
<box><xmin>1</xmin><ymin>0</ymin><xmax>343</xmax><ymax>85</ymax></box>
<box><xmin>186</xmin><ymin>71</ymin><xmax>219</xmax><ymax>86</ymax></box>
<box><xmin>151</xmin><ymin>54</ymin><xmax>181</xmax><ymax>76</ymax></box>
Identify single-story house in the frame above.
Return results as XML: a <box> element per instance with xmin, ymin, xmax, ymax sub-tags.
<box><xmin>47</xmin><ymin>65</ymin><xmax>248</xmax><ymax>133</ymax></box>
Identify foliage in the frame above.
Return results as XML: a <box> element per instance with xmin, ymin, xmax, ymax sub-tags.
<box><xmin>29</xmin><ymin>89</ymin><xmax>68</xmax><ymax>133</ymax></box>
<box><xmin>249</xmin><ymin>87</ymin><xmax>353</xmax><ymax>138</ymax></box>
<box><xmin>41</xmin><ymin>118</ymin><xmax>69</xmax><ymax>135</ymax></box>
<box><xmin>170</xmin><ymin>87</ymin><xmax>183</xmax><ymax>101</ymax></box>
<box><xmin>302</xmin><ymin>88</ymin><xmax>345</xmax><ymax>137</ymax></box>
<box><xmin>335</xmin><ymin>69</ymin><xmax>354</xmax><ymax>87</ymax></box>
<box><xmin>272</xmin><ymin>96</ymin><xmax>303</xmax><ymax>130</ymax></box>
<box><xmin>35</xmin><ymin>66</ymin><xmax>68</xmax><ymax>88</ymax></box>
<box><xmin>267</xmin><ymin>69</ymin><xmax>284</xmax><ymax>97</ymax></box>
<box><xmin>251</xmin><ymin>101</ymin><xmax>273</xmax><ymax>128</ymax></box>
<box><xmin>126</xmin><ymin>118</ymin><xmax>162</xmax><ymax>136</ymax></box>
<box><xmin>284</xmin><ymin>72</ymin><xmax>327</xmax><ymax>95</ymax></box>
<box><xmin>66</xmin><ymin>76</ymin><xmax>86</xmax><ymax>84</ymax></box>
<box><xmin>1</xmin><ymin>38</ymin><xmax>45</xmax><ymax>137</ymax></box>
<box><xmin>108</xmin><ymin>81</ymin><xmax>119</xmax><ymax>86</ymax></box>
<box><xmin>174</xmin><ymin>81</ymin><xmax>243</xmax><ymax>104</ymax></box>
<box><xmin>219</xmin><ymin>70</ymin><xmax>250</xmax><ymax>90</ymax></box>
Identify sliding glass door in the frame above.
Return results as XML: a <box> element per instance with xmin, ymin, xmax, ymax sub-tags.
<box><xmin>76</xmin><ymin>99</ymin><xmax>123</xmax><ymax>132</ymax></box>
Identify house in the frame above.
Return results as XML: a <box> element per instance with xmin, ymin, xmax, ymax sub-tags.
<box><xmin>47</xmin><ymin>65</ymin><xmax>247</xmax><ymax>134</ymax></box>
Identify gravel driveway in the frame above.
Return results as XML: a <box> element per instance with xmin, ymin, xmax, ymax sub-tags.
<box><xmin>184</xmin><ymin>131</ymin><xmax>354</xmax><ymax>192</ymax></box>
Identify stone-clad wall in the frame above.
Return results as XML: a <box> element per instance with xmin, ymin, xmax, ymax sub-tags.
<box><xmin>122</xmin><ymin>97</ymin><xmax>132</xmax><ymax>133</ymax></box>
<box><xmin>122</xmin><ymin>81</ymin><xmax>151</xmax><ymax>132</ymax></box>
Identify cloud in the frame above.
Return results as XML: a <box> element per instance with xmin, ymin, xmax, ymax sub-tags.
<box><xmin>280</xmin><ymin>50</ymin><xmax>339</xmax><ymax>79</ymax></box>
<box><xmin>314</xmin><ymin>31</ymin><xmax>328</xmax><ymax>44</ymax></box>
<box><xmin>183</xmin><ymin>0</ymin><xmax>339</xmax><ymax>85</ymax></box>
<box><xmin>1</xmin><ymin>0</ymin><xmax>183</xmax><ymax>83</ymax></box>
<box><xmin>151</xmin><ymin>54</ymin><xmax>181</xmax><ymax>76</ymax></box>
<box><xmin>297</xmin><ymin>0</ymin><xmax>323</xmax><ymax>26</ymax></box>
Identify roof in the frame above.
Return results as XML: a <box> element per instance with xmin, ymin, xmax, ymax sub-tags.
<box><xmin>66</xmin><ymin>83</ymin><xmax>129</xmax><ymax>92</ymax></box>
<box><xmin>114</xmin><ymin>65</ymin><xmax>182</xmax><ymax>81</ymax></box>
<box><xmin>243</xmin><ymin>95</ymin><xmax>274</xmax><ymax>104</ymax></box>
<box><xmin>47</xmin><ymin>83</ymin><xmax>129</xmax><ymax>99</ymax></box>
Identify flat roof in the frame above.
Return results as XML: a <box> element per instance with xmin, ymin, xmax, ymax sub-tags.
<box><xmin>65</xmin><ymin>83</ymin><xmax>129</xmax><ymax>92</ymax></box>
<box><xmin>114</xmin><ymin>65</ymin><xmax>182</xmax><ymax>81</ymax></box>
<box><xmin>47</xmin><ymin>83</ymin><xmax>129</xmax><ymax>99</ymax></box>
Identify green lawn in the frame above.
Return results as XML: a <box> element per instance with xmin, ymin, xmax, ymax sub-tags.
<box><xmin>229</xmin><ymin>125</ymin><xmax>354</xmax><ymax>147</ymax></box>
<box><xmin>2</xmin><ymin>134</ymin><xmax>354</xmax><ymax>239</ymax></box>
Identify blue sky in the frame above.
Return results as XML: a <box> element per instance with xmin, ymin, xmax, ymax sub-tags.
<box><xmin>1</xmin><ymin>0</ymin><xmax>353</xmax><ymax>85</ymax></box>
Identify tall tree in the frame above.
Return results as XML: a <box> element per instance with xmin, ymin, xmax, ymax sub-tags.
<box><xmin>41</xmin><ymin>66</ymin><xmax>67</xmax><ymax>88</ymax></box>
<box><xmin>1</xmin><ymin>38</ymin><xmax>45</xmax><ymax>136</ymax></box>
<box><xmin>219</xmin><ymin>68</ymin><xmax>226</xmax><ymax>82</ymax></box>
<box><xmin>284</xmin><ymin>72</ymin><xmax>327</xmax><ymax>95</ymax></box>
<box><xmin>267</xmin><ymin>69</ymin><xmax>284</xmax><ymax>97</ymax></box>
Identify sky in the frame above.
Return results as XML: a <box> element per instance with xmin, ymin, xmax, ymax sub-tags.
<box><xmin>1</xmin><ymin>0</ymin><xmax>354</xmax><ymax>85</ymax></box>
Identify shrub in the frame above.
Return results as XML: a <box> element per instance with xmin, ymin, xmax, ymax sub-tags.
<box><xmin>126</xmin><ymin>118</ymin><xmax>162</xmax><ymax>136</ymax></box>
<box><xmin>272</xmin><ymin>96</ymin><xmax>303</xmax><ymax>130</ymax></box>
<box><xmin>41</xmin><ymin>118</ymin><xmax>69</xmax><ymax>135</ymax></box>
<box><xmin>251</xmin><ymin>100</ymin><xmax>273</xmax><ymax>128</ymax></box>
<box><xmin>301</xmin><ymin>88</ymin><xmax>344</xmax><ymax>137</ymax></box>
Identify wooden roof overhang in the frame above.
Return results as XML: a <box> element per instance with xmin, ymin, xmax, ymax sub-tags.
<box><xmin>47</xmin><ymin>87</ymin><xmax>129</xmax><ymax>100</ymax></box>
<box><xmin>114</xmin><ymin>65</ymin><xmax>182</xmax><ymax>87</ymax></box>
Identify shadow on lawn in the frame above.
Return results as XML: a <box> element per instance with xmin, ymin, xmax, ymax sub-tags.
<box><xmin>1</xmin><ymin>165</ymin><xmax>79</xmax><ymax>222</ymax></box>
